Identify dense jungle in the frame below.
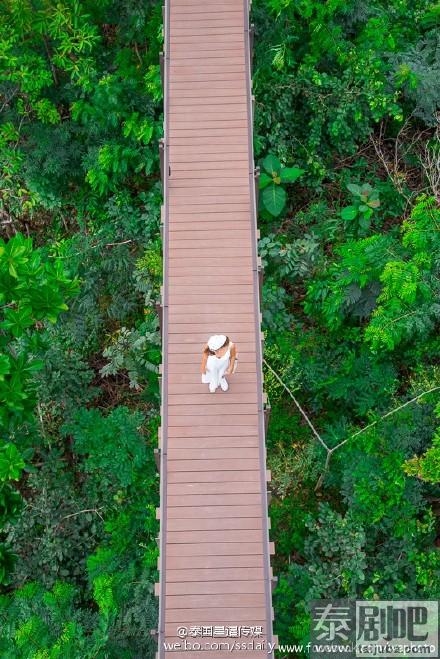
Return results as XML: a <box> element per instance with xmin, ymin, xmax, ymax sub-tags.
<box><xmin>0</xmin><ymin>0</ymin><xmax>439</xmax><ymax>656</ymax></box>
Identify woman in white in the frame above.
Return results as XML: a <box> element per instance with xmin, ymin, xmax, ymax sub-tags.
<box><xmin>200</xmin><ymin>334</ymin><xmax>237</xmax><ymax>393</ymax></box>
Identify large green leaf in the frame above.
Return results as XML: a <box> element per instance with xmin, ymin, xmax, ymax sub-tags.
<box><xmin>341</xmin><ymin>205</ymin><xmax>358</xmax><ymax>220</ymax></box>
<box><xmin>360</xmin><ymin>183</ymin><xmax>373</xmax><ymax>196</ymax></box>
<box><xmin>347</xmin><ymin>183</ymin><xmax>361</xmax><ymax>196</ymax></box>
<box><xmin>259</xmin><ymin>172</ymin><xmax>273</xmax><ymax>189</ymax></box>
<box><xmin>0</xmin><ymin>443</ymin><xmax>25</xmax><ymax>482</ymax></box>
<box><xmin>280</xmin><ymin>166</ymin><xmax>305</xmax><ymax>183</ymax></box>
<box><xmin>262</xmin><ymin>184</ymin><xmax>286</xmax><ymax>216</ymax></box>
<box><xmin>262</xmin><ymin>154</ymin><xmax>281</xmax><ymax>176</ymax></box>
<box><xmin>2</xmin><ymin>306</ymin><xmax>34</xmax><ymax>337</ymax></box>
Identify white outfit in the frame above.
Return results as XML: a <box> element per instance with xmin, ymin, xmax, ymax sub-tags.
<box><xmin>202</xmin><ymin>347</ymin><xmax>230</xmax><ymax>391</ymax></box>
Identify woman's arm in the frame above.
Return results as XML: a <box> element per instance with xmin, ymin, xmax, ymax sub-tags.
<box><xmin>200</xmin><ymin>344</ymin><xmax>209</xmax><ymax>374</ymax></box>
<box><xmin>227</xmin><ymin>342</ymin><xmax>236</xmax><ymax>375</ymax></box>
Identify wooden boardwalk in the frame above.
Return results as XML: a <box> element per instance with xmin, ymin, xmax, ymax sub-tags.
<box><xmin>157</xmin><ymin>1</ymin><xmax>275</xmax><ymax>656</ymax></box>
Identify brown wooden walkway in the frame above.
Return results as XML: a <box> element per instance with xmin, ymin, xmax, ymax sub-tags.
<box><xmin>157</xmin><ymin>1</ymin><xmax>275</xmax><ymax>656</ymax></box>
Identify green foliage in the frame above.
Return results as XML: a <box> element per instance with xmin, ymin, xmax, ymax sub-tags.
<box><xmin>273</xmin><ymin>564</ymin><xmax>311</xmax><ymax>651</ymax></box>
<box><xmin>0</xmin><ymin>580</ymin><xmax>99</xmax><ymax>658</ymax></box>
<box><xmin>0</xmin><ymin>233</ymin><xmax>78</xmax><ymax>429</ymax></box>
<box><xmin>62</xmin><ymin>407</ymin><xmax>147</xmax><ymax>488</ymax></box>
<box><xmin>0</xmin><ymin>0</ymin><xmax>162</xmax><ymax>222</ymax></box>
<box><xmin>304</xmin><ymin>196</ymin><xmax>440</xmax><ymax>353</ymax></box>
<box><xmin>0</xmin><ymin>484</ymin><xmax>22</xmax><ymax>527</ymax></box>
<box><xmin>259</xmin><ymin>232</ymin><xmax>321</xmax><ymax>283</ymax></box>
<box><xmin>365</xmin><ymin>196</ymin><xmax>440</xmax><ymax>351</ymax></box>
<box><xmin>0</xmin><ymin>543</ymin><xmax>17</xmax><ymax>587</ymax></box>
<box><xmin>6</xmin><ymin>455</ymin><xmax>107</xmax><ymax>589</ymax></box>
<box><xmin>404</xmin><ymin>431</ymin><xmax>440</xmax><ymax>483</ymax></box>
<box><xmin>261</xmin><ymin>281</ymin><xmax>291</xmax><ymax>334</ymax></box>
<box><xmin>259</xmin><ymin>154</ymin><xmax>304</xmax><ymax>216</ymax></box>
<box><xmin>253</xmin><ymin>1</ymin><xmax>440</xmax><ymax>633</ymax></box>
<box><xmin>404</xmin><ymin>402</ymin><xmax>440</xmax><ymax>483</ymax></box>
<box><xmin>99</xmin><ymin>243</ymin><xmax>162</xmax><ymax>390</ymax></box>
<box><xmin>252</xmin><ymin>0</ymin><xmax>439</xmax><ymax>180</ymax></box>
<box><xmin>0</xmin><ymin>0</ymin><xmax>162</xmax><ymax>639</ymax></box>
<box><xmin>341</xmin><ymin>182</ymin><xmax>381</xmax><ymax>233</ymax></box>
<box><xmin>305</xmin><ymin>504</ymin><xmax>367</xmax><ymax>598</ymax></box>
<box><xmin>101</xmin><ymin>322</ymin><xmax>160</xmax><ymax>391</ymax></box>
<box><xmin>0</xmin><ymin>233</ymin><xmax>77</xmax><ymax>585</ymax></box>
<box><xmin>0</xmin><ymin>444</ymin><xmax>25</xmax><ymax>482</ymax></box>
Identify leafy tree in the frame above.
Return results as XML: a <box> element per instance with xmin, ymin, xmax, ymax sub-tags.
<box><xmin>404</xmin><ymin>402</ymin><xmax>440</xmax><ymax>483</ymax></box>
<box><xmin>0</xmin><ymin>0</ymin><xmax>162</xmax><ymax>647</ymax></box>
<box><xmin>62</xmin><ymin>406</ymin><xmax>147</xmax><ymax>489</ymax></box>
<box><xmin>258</xmin><ymin>154</ymin><xmax>304</xmax><ymax>216</ymax></box>
<box><xmin>0</xmin><ymin>233</ymin><xmax>77</xmax><ymax>584</ymax></box>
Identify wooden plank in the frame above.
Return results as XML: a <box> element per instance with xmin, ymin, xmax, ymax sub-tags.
<box><xmin>169</xmin><ymin>200</ymin><xmax>250</xmax><ymax>210</ymax></box>
<box><xmin>168</xmin><ymin>390</ymin><xmax>257</xmax><ymax>403</ymax></box>
<box><xmin>168</xmin><ymin>296</ymin><xmax>255</xmax><ymax>306</ymax></box>
<box><xmin>165</xmin><ymin>580</ymin><xmax>264</xmax><ymax>595</ymax></box>
<box><xmin>166</xmin><ymin>436</ymin><xmax>259</xmax><ymax>450</ymax></box>
<box><xmin>170</xmin><ymin>150</ymin><xmax>248</xmax><ymax>161</ymax></box>
<box><xmin>171</xmin><ymin>52</ymin><xmax>245</xmax><ymax>63</ymax></box>
<box><xmin>167</xmin><ymin>493</ymin><xmax>262</xmax><ymax>507</ymax></box>
<box><xmin>167</xmin><ymin>384</ymin><xmax>258</xmax><ymax>396</ymax></box>
<box><xmin>167</xmin><ymin>529</ymin><xmax>263</xmax><ymax>544</ymax></box>
<box><xmin>167</xmin><ymin>447</ymin><xmax>259</xmax><ymax>460</ymax></box>
<box><xmin>167</xmin><ymin>294</ymin><xmax>255</xmax><ymax>305</ymax></box>
<box><xmin>169</xmin><ymin>56</ymin><xmax>246</xmax><ymax>66</ymax></box>
<box><xmin>166</xmin><ymin>555</ymin><xmax>264</xmax><ymax>571</ymax></box>
<box><xmin>170</xmin><ymin>176</ymin><xmax>250</xmax><ymax>185</ymax></box>
<box><xmin>167</xmin><ymin>338</ymin><xmax>254</xmax><ymax>349</ymax></box>
<box><xmin>166</xmin><ymin>458</ymin><xmax>261</xmax><ymax>471</ymax></box>
<box><xmin>167</xmin><ymin>471</ymin><xmax>261</xmax><ymax>484</ymax></box>
<box><xmin>166</xmin><ymin>505</ymin><xmax>262</xmax><ymax>519</ymax></box>
<box><xmin>166</xmin><ymin>423</ymin><xmax>259</xmax><ymax>437</ymax></box>
<box><xmin>166</xmin><ymin>481</ymin><xmax>260</xmax><ymax>495</ymax></box>
<box><xmin>171</xmin><ymin>151</ymin><xmax>248</xmax><ymax>162</ymax></box>
<box><xmin>167</xmin><ymin>405</ymin><xmax>257</xmax><ymax>417</ymax></box>
<box><xmin>167</xmin><ymin>336</ymin><xmax>256</xmax><ymax>348</ymax></box>
<box><xmin>169</xmin><ymin>135</ymin><xmax>248</xmax><ymax>145</ymax></box>
<box><xmin>169</xmin><ymin>105</ymin><xmax>247</xmax><ymax>114</ymax></box>
<box><xmin>164</xmin><ymin>592</ymin><xmax>265</xmax><ymax>607</ymax></box>
<box><xmin>167</xmin><ymin>331</ymin><xmax>257</xmax><ymax>342</ymax></box>
<box><xmin>169</xmin><ymin>356</ymin><xmax>255</xmax><ymax>366</ymax></box>
<box><xmin>170</xmin><ymin>15</ymin><xmax>244</xmax><ymax>24</ymax></box>
<box><xmin>167</xmin><ymin>376</ymin><xmax>257</xmax><ymax>386</ymax></box>
<box><xmin>166</xmin><ymin>517</ymin><xmax>262</xmax><ymax>532</ymax></box>
<box><xmin>168</xmin><ymin>213</ymin><xmax>251</xmax><ymax>223</ymax></box>
<box><xmin>165</xmin><ymin>567</ymin><xmax>264</xmax><ymax>583</ymax></box>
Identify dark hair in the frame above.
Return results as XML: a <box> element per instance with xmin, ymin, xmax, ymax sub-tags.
<box><xmin>204</xmin><ymin>335</ymin><xmax>230</xmax><ymax>356</ymax></box>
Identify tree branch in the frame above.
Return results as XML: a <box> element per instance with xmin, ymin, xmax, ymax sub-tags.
<box><xmin>263</xmin><ymin>359</ymin><xmax>440</xmax><ymax>492</ymax></box>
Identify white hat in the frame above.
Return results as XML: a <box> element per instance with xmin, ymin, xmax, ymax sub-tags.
<box><xmin>208</xmin><ymin>334</ymin><xmax>227</xmax><ymax>351</ymax></box>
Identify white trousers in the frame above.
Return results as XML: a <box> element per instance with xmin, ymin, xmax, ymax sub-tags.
<box><xmin>201</xmin><ymin>355</ymin><xmax>229</xmax><ymax>389</ymax></box>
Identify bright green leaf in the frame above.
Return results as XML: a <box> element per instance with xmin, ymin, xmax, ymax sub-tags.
<box><xmin>259</xmin><ymin>172</ymin><xmax>272</xmax><ymax>189</ymax></box>
<box><xmin>341</xmin><ymin>206</ymin><xmax>358</xmax><ymax>220</ymax></box>
<box><xmin>280</xmin><ymin>167</ymin><xmax>305</xmax><ymax>183</ymax></box>
<box><xmin>347</xmin><ymin>183</ymin><xmax>361</xmax><ymax>196</ymax></box>
<box><xmin>262</xmin><ymin>184</ymin><xmax>286</xmax><ymax>216</ymax></box>
<box><xmin>0</xmin><ymin>444</ymin><xmax>25</xmax><ymax>482</ymax></box>
<box><xmin>262</xmin><ymin>154</ymin><xmax>282</xmax><ymax>176</ymax></box>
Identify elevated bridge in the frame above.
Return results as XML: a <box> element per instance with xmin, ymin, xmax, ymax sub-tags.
<box><xmin>156</xmin><ymin>1</ymin><xmax>275</xmax><ymax>656</ymax></box>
